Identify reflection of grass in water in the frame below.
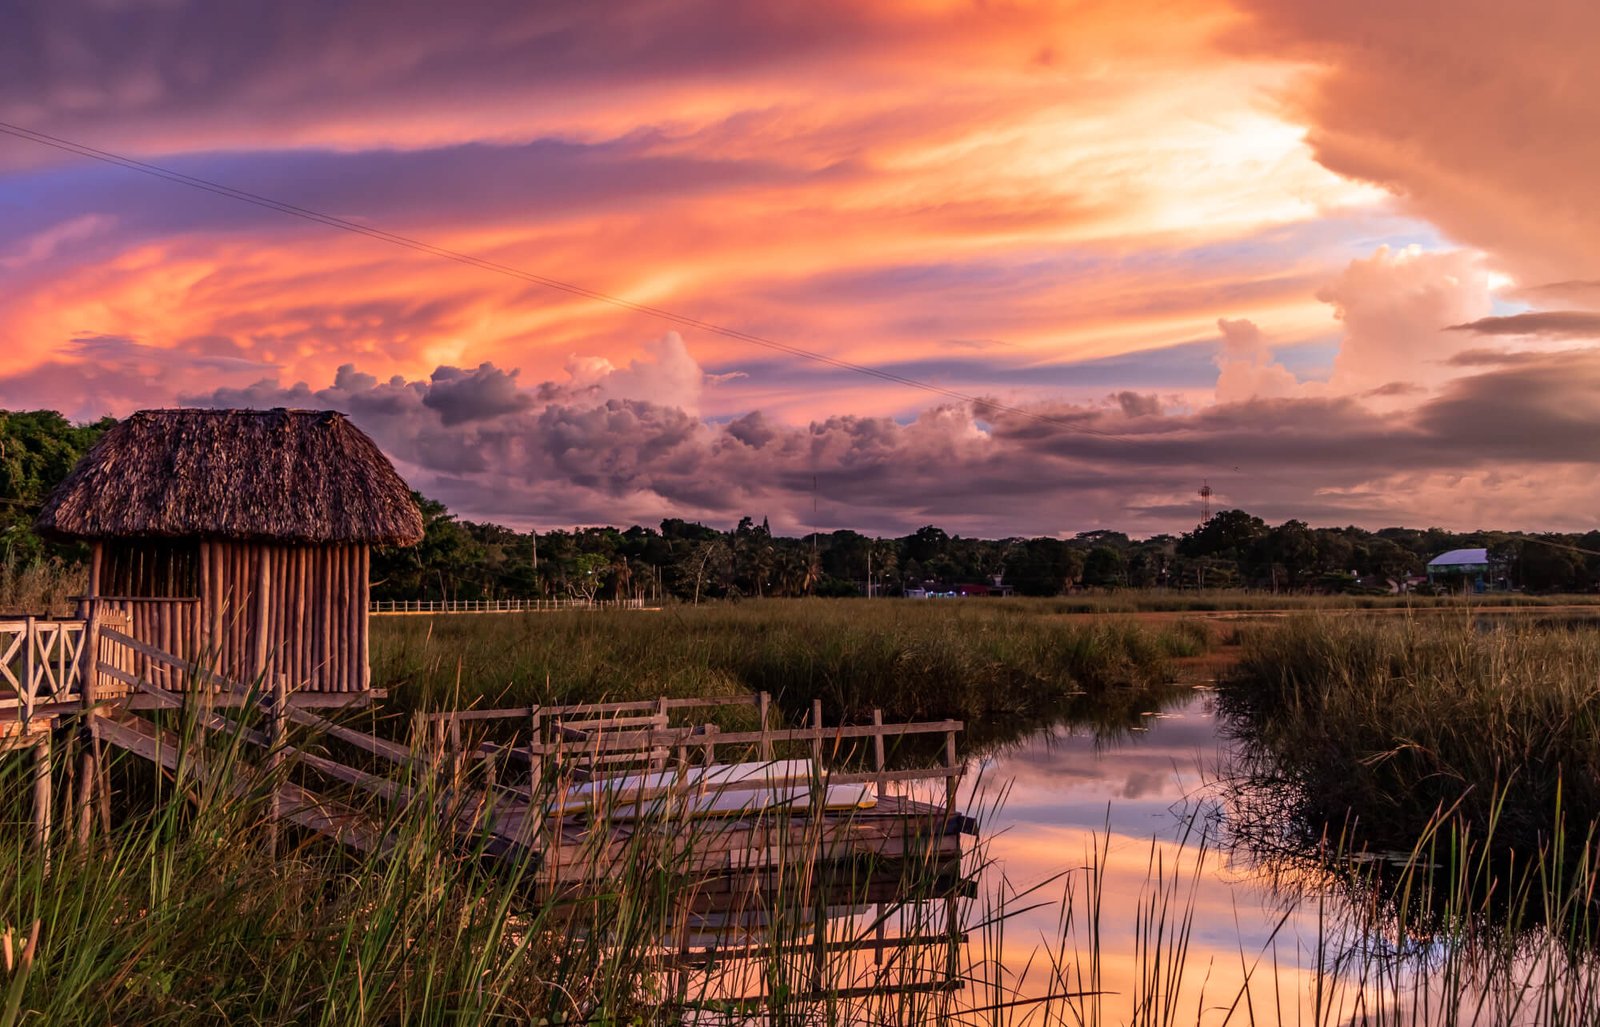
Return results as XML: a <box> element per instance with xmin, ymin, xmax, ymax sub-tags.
<box><xmin>372</xmin><ymin>601</ymin><xmax>1212</xmax><ymax>752</ymax></box>
<box><xmin>1216</xmin><ymin>615</ymin><xmax>1600</xmax><ymax>862</ymax></box>
<box><xmin>1205</xmin><ymin>614</ymin><xmax>1600</xmax><ymax>1021</ymax></box>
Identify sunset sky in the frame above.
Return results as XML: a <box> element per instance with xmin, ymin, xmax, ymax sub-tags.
<box><xmin>3</xmin><ymin>0</ymin><xmax>1597</xmax><ymax>537</ymax></box>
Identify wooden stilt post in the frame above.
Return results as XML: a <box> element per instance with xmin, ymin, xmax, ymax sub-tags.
<box><xmin>267</xmin><ymin>674</ymin><xmax>288</xmax><ymax>859</ymax></box>
<box><xmin>76</xmin><ymin>593</ymin><xmax>101</xmax><ymax>848</ymax></box>
<box><xmin>32</xmin><ymin>731</ymin><xmax>52</xmax><ymax>858</ymax></box>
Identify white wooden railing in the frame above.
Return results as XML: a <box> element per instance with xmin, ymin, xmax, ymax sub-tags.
<box><xmin>369</xmin><ymin>597</ymin><xmax>654</xmax><ymax>615</ymax></box>
<box><xmin>0</xmin><ymin>617</ymin><xmax>87</xmax><ymax>724</ymax></box>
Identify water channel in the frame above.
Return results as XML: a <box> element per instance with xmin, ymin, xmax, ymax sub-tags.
<box><xmin>971</xmin><ymin>681</ymin><xmax>1598</xmax><ymax>1025</ymax></box>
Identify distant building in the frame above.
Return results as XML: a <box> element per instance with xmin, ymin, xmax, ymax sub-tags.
<box><xmin>1426</xmin><ymin>548</ymin><xmax>1502</xmax><ymax>592</ymax></box>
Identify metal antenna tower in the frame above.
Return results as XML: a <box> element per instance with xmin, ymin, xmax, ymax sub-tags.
<box><xmin>1198</xmin><ymin>481</ymin><xmax>1213</xmax><ymax>525</ymax></box>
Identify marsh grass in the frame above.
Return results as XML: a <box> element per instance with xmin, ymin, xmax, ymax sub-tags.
<box><xmin>9</xmin><ymin>696</ymin><xmax>1600</xmax><ymax>1023</ymax></box>
<box><xmin>0</xmin><ymin>555</ymin><xmax>82</xmax><ymax>617</ymax></box>
<box><xmin>1217</xmin><ymin>615</ymin><xmax>1600</xmax><ymax>860</ymax></box>
<box><xmin>0</xmin><ymin>705</ymin><xmax>1003</xmax><ymax>1024</ymax></box>
<box><xmin>371</xmin><ymin>601</ymin><xmax>1211</xmax><ymax>749</ymax></box>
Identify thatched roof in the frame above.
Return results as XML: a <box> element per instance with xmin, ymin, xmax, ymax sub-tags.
<box><xmin>37</xmin><ymin>409</ymin><xmax>425</xmax><ymax>546</ymax></box>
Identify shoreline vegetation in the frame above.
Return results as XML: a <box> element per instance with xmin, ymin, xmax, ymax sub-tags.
<box><xmin>8</xmin><ymin>600</ymin><xmax>1600</xmax><ymax>1019</ymax></box>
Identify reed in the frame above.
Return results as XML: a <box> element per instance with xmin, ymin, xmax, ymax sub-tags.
<box><xmin>0</xmin><ymin>554</ymin><xmax>82</xmax><ymax>616</ymax></box>
<box><xmin>370</xmin><ymin>600</ymin><xmax>1212</xmax><ymax>748</ymax></box>
<box><xmin>1217</xmin><ymin>615</ymin><xmax>1600</xmax><ymax>861</ymax></box>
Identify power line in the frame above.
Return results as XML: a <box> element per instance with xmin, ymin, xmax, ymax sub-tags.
<box><xmin>0</xmin><ymin>119</ymin><xmax>1141</xmax><ymax>441</ymax></box>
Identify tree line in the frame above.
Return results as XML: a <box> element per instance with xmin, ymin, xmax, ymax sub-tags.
<box><xmin>4</xmin><ymin>409</ymin><xmax>1598</xmax><ymax>600</ymax></box>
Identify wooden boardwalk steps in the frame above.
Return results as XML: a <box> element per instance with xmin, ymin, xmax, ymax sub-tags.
<box><xmin>93</xmin><ymin>710</ymin><xmax>387</xmax><ymax>853</ymax></box>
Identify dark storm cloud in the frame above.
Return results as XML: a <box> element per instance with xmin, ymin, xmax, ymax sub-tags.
<box><xmin>87</xmin><ymin>344</ymin><xmax>1590</xmax><ymax>535</ymax></box>
<box><xmin>1446</xmin><ymin>312</ymin><xmax>1600</xmax><ymax>338</ymax></box>
<box><xmin>1114</xmin><ymin>391</ymin><xmax>1163</xmax><ymax>418</ymax></box>
<box><xmin>421</xmin><ymin>364</ymin><xmax>533</xmax><ymax>425</ymax></box>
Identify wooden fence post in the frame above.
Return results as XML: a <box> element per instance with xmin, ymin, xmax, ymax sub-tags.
<box><xmin>21</xmin><ymin>615</ymin><xmax>35</xmax><ymax>723</ymax></box>
<box><xmin>810</xmin><ymin>699</ymin><xmax>824</xmax><ymax>767</ymax></box>
<box><xmin>872</xmin><ymin>708</ymin><xmax>887</xmax><ymax>800</ymax></box>
<box><xmin>757</xmin><ymin>692</ymin><xmax>772</xmax><ymax>761</ymax></box>
<box><xmin>943</xmin><ymin>730</ymin><xmax>958</xmax><ymax>816</ymax></box>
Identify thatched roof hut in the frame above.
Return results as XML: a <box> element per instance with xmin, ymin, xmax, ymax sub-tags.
<box><xmin>37</xmin><ymin>408</ymin><xmax>423</xmax><ymax>545</ymax></box>
<box><xmin>38</xmin><ymin>409</ymin><xmax>422</xmax><ymax>698</ymax></box>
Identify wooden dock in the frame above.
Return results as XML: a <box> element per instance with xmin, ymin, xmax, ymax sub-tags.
<box><xmin>3</xmin><ymin>614</ymin><xmax>977</xmax><ymax>1001</ymax></box>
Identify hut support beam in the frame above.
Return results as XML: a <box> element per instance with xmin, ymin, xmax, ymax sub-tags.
<box><xmin>253</xmin><ymin>551</ymin><xmax>272</xmax><ymax>686</ymax></box>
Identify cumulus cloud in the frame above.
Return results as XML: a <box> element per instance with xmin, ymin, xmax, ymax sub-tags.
<box><xmin>1212</xmin><ymin>317</ymin><xmax>1300</xmax><ymax>402</ymax></box>
<box><xmin>1320</xmin><ymin>246</ymin><xmax>1492</xmax><ymax>396</ymax></box>
<box><xmin>1227</xmin><ymin>0</ymin><xmax>1600</xmax><ymax>290</ymax></box>
<box><xmin>124</xmin><ymin>335</ymin><xmax>1600</xmax><ymax>535</ymax></box>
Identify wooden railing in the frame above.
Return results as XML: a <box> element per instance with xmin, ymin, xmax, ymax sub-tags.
<box><xmin>370</xmin><ymin>597</ymin><xmax>655</xmax><ymax>615</ymax></box>
<box><xmin>0</xmin><ymin>617</ymin><xmax>88</xmax><ymax>725</ymax></box>
<box><xmin>89</xmin><ymin>598</ymin><xmax>202</xmax><ymax>691</ymax></box>
<box><xmin>0</xmin><ymin>607</ymin><xmax>155</xmax><ymax>727</ymax></box>
<box><xmin>422</xmin><ymin>693</ymin><xmax>967</xmax><ymax>813</ymax></box>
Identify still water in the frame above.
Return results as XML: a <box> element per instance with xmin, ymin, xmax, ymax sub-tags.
<box><xmin>970</xmin><ymin>687</ymin><xmax>1600</xmax><ymax>1026</ymax></box>
<box><xmin>975</xmin><ymin>689</ymin><xmax>1339</xmax><ymax>1022</ymax></box>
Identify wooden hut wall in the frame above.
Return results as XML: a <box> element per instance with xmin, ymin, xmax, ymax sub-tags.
<box><xmin>85</xmin><ymin>540</ymin><xmax>370</xmax><ymax>694</ymax></box>
<box><xmin>90</xmin><ymin>541</ymin><xmax>204</xmax><ymax>691</ymax></box>
<box><xmin>192</xmin><ymin>542</ymin><xmax>369</xmax><ymax>693</ymax></box>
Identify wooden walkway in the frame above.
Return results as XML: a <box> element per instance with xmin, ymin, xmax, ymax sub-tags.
<box><xmin>4</xmin><ymin>621</ymin><xmax>977</xmax><ymax>997</ymax></box>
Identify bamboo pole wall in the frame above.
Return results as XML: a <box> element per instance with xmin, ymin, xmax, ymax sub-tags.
<box><xmin>89</xmin><ymin>540</ymin><xmax>371</xmax><ymax>694</ymax></box>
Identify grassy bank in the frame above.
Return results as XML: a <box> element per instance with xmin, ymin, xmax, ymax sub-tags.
<box><xmin>1217</xmin><ymin>615</ymin><xmax>1600</xmax><ymax>867</ymax></box>
<box><xmin>370</xmin><ymin>600</ymin><xmax>1211</xmax><ymax>747</ymax></box>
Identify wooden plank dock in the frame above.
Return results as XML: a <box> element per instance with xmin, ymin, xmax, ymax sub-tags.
<box><xmin>2</xmin><ymin>614</ymin><xmax>978</xmax><ymax>1003</ymax></box>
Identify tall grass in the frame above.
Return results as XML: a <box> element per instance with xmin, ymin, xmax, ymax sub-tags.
<box><xmin>0</xmin><ymin>698</ymin><xmax>1101</xmax><ymax>1024</ymax></box>
<box><xmin>1217</xmin><ymin>615</ymin><xmax>1600</xmax><ymax>860</ymax></box>
<box><xmin>371</xmin><ymin>601</ymin><xmax>1212</xmax><ymax>748</ymax></box>
<box><xmin>0</xmin><ymin>555</ymin><xmax>82</xmax><ymax>616</ymax></box>
<box><xmin>10</xmin><ymin>692</ymin><xmax>1600</xmax><ymax>1022</ymax></box>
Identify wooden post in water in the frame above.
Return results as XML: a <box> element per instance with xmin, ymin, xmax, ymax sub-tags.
<box><xmin>872</xmin><ymin>708</ymin><xmax>887</xmax><ymax>800</ymax></box>
<box><xmin>757</xmin><ymin>691</ymin><xmax>772</xmax><ymax>761</ymax></box>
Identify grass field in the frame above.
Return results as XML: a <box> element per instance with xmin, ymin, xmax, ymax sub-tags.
<box><xmin>369</xmin><ymin>599</ymin><xmax>1215</xmax><ymax>748</ymax></box>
